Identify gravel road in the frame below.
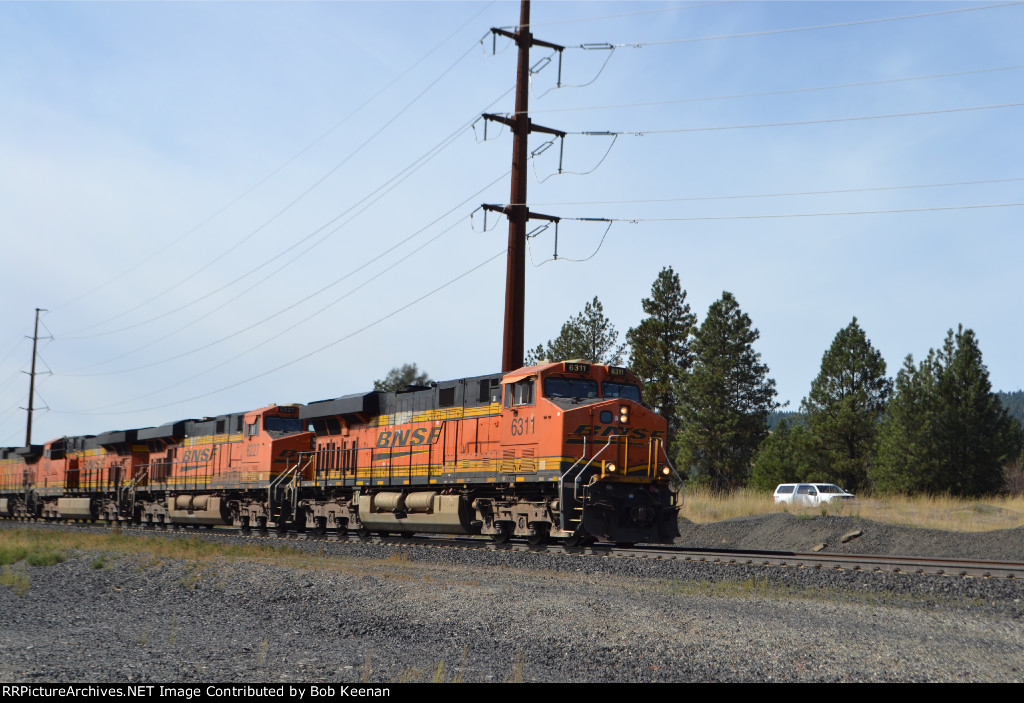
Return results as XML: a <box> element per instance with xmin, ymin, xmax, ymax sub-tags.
<box><xmin>2</xmin><ymin>516</ymin><xmax>1022</xmax><ymax>683</ymax></box>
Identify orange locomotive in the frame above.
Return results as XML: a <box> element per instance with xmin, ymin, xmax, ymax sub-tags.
<box><xmin>0</xmin><ymin>361</ymin><xmax>680</xmax><ymax>545</ymax></box>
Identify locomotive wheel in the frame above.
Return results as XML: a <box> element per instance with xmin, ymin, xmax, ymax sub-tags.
<box><xmin>257</xmin><ymin>516</ymin><xmax>268</xmax><ymax>536</ymax></box>
<box><xmin>527</xmin><ymin>527</ymin><xmax>549</xmax><ymax>546</ymax></box>
<box><xmin>313</xmin><ymin>517</ymin><xmax>327</xmax><ymax>537</ymax></box>
<box><xmin>490</xmin><ymin>523</ymin><xmax>512</xmax><ymax>545</ymax></box>
<box><xmin>563</xmin><ymin>531</ymin><xmax>591</xmax><ymax>548</ymax></box>
<box><xmin>356</xmin><ymin>527</ymin><xmax>371</xmax><ymax>539</ymax></box>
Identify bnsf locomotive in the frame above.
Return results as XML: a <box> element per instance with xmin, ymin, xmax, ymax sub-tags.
<box><xmin>0</xmin><ymin>361</ymin><xmax>680</xmax><ymax>545</ymax></box>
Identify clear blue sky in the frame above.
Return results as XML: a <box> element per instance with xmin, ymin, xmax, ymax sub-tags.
<box><xmin>1</xmin><ymin>1</ymin><xmax>1021</xmax><ymax>444</ymax></box>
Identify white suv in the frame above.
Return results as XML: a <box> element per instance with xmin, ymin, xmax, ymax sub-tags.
<box><xmin>773</xmin><ymin>483</ymin><xmax>855</xmax><ymax>506</ymax></box>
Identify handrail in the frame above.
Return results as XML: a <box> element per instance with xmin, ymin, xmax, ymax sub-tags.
<box><xmin>268</xmin><ymin>455</ymin><xmax>313</xmax><ymax>524</ymax></box>
<box><xmin>117</xmin><ymin>465</ymin><xmax>151</xmax><ymax>518</ymax></box>
<box><xmin>573</xmin><ymin>434</ymin><xmax>625</xmax><ymax>500</ymax></box>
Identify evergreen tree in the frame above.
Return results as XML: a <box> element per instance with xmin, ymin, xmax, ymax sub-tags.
<box><xmin>625</xmin><ymin>267</ymin><xmax>696</xmax><ymax>453</ymax></box>
<box><xmin>800</xmin><ymin>317</ymin><xmax>891</xmax><ymax>492</ymax></box>
<box><xmin>749</xmin><ymin>419</ymin><xmax>820</xmax><ymax>491</ymax></box>
<box><xmin>676</xmin><ymin>292</ymin><xmax>780</xmax><ymax>491</ymax></box>
<box><xmin>373</xmin><ymin>363</ymin><xmax>431</xmax><ymax>392</ymax></box>
<box><xmin>526</xmin><ymin>296</ymin><xmax>625</xmax><ymax>365</ymax></box>
<box><xmin>873</xmin><ymin>326</ymin><xmax>1024</xmax><ymax>495</ymax></box>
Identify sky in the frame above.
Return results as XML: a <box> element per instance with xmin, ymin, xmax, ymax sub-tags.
<box><xmin>1</xmin><ymin>0</ymin><xmax>1021</xmax><ymax>446</ymax></box>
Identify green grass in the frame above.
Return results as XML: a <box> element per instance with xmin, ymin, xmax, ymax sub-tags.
<box><xmin>0</xmin><ymin>562</ymin><xmax>31</xmax><ymax>596</ymax></box>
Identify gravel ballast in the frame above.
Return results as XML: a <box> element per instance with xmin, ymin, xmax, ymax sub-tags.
<box><xmin>1</xmin><ymin>516</ymin><xmax>1022</xmax><ymax>683</ymax></box>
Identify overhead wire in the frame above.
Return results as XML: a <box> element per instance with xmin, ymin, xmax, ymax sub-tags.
<box><xmin>521</xmin><ymin>176</ymin><xmax>1024</xmax><ymax>207</ymax></box>
<box><xmin>577</xmin><ymin>2</ymin><xmax>1024</xmax><ymax>49</ymax></box>
<box><xmin>506</xmin><ymin>2</ymin><xmax>725</xmax><ymax>30</ymax></box>
<box><xmin>58</xmin><ymin>34</ymin><xmax>493</xmax><ymax>340</ymax></box>
<box><xmin>59</xmin><ymin>81</ymin><xmax>517</xmax><ymax>347</ymax></box>
<box><xmin>65</xmin><ymin>215</ymin><xmax>477</xmax><ymax>410</ymax></box>
<box><xmin>52</xmin><ymin>248</ymin><xmax>509</xmax><ymax>417</ymax></box>
<box><xmin>56</xmin><ymin>82</ymin><xmax>517</xmax><ymax>376</ymax></box>
<box><xmin>50</xmin><ymin>1</ymin><xmax>497</xmax><ymax>319</ymax></box>
<box><xmin>567</xmin><ymin>103</ymin><xmax>1024</xmax><ymax>136</ymax></box>
<box><xmin>59</xmin><ymin>171</ymin><xmax>511</xmax><ymax>378</ymax></box>
<box><xmin>563</xmin><ymin>202</ymin><xmax>1024</xmax><ymax>223</ymax></box>
<box><xmin>59</xmin><ymin>121</ymin><xmax>482</xmax><ymax>366</ymax></box>
<box><xmin>520</xmin><ymin>64</ymin><xmax>1024</xmax><ymax>116</ymax></box>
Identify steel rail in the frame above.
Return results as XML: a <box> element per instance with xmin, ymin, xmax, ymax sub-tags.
<box><xmin>5</xmin><ymin>517</ymin><xmax>1023</xmax><ymax>578</ymax></box>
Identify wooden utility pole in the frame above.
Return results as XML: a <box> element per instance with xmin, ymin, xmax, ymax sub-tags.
<box><xmin>25</xmin><ymin>307</ymin><xmax>44</xmax><ymax>446</ymax></box>
<box><xmin>483</xmin><ymin>0</ymin><xmax>564</xmax><ymax>372</ymax></box>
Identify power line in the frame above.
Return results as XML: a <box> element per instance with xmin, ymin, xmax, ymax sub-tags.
<box><xmin>50</xmin><ymin>2</ymin><xmax>497</xmax><ymax>318</ymax></box>
<box><xmin>569</xmin><ymin>102</ymin><xmax>1024</xmax><ymax>136</ymax></box>
<box><xmin>519</xmin><ymin>65</ymin><xmax>1024</xmax><ymax>116</ymax></box>
<box><xmin>577</xmin><ymin>2</ymin><xmax>1024</xmax><ymax>49</ymax></box>
<box><xmin>58</xmin><ymin>36</ymin><xmax>490</xmax><ymax>340</ymax></box>
<box><xmin>58</xmin><ymin>172</ymin><xmax>511</xmax><ymax>378</ymax></box>
<box><xmin>52</xmin><ymin>248</ymin><xmax>509</xmax><ymax>417</ymax></box>
<box><xmin>521</xmin><ymin>176</ymin><xmax>1024</xmax><ymax>207</ymax></box>
<box><xmin>59</xmin><ymin>84</ymin><xmax>515</xmax><ymax>345</ymax></box>
<box><xmin>503</xmin><ymin>2</ymin><xmax>723</xmax><ymax>30</ymax></box>
<box><xmin>564</xmin><ymin>202</ymin><xmax>1024</xmax><ymax>223</ymax></box>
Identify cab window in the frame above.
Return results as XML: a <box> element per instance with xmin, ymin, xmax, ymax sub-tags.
<box><xmin>544</xmin><ymin>377</ymin><xmax>598</xmax><ymax>399</ymax></box>
<box><xmin>602</xmin><ymin>382</ymin><xmax>641</xmax><ymax>402</ymax></box>
<box><xmin>509</xmin><ymin>379</ymin><xmax>535</xmax><ymax>407</ymax></box>
<box><xmin>264</xmin><ymin>417</ymin><xmax>303</xmax><ymax>433</ymax></box>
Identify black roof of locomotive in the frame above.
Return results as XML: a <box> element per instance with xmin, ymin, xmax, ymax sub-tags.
<box><xmin>302</xmin><ymin>373</ymin><xmax>502</xmax><ymax>421</ymax></box>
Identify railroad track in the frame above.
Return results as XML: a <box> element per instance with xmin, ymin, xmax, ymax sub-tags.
<box><xmin>6</xmin><ymin>518</ymin><xmax>1023</xmax><ymax>579</ymax></box>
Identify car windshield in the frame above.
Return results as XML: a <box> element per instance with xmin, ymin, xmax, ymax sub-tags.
<box><xmin>814</xmin><ymin>484</ymin><xmax>845</xmax><ymax>493</ymax></box>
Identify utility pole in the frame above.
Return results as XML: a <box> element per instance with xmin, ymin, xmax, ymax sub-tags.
<box><xmin>483</xmin><ymin>0</ymin><xmax>564</xmax><ymax>372</ymax></box>
<box><xmin>25</xmin><ymin>307</ymin><xmax>45</xmax><ymax>446</ymax></box>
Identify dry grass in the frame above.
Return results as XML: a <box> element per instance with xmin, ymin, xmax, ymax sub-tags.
<box><xmin>680</xmin><ymin>486</ymin><xmax>1024</xmax><ymax>532</ymax></box>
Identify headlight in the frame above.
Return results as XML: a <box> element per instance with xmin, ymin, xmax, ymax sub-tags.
<box><xmin>606</xmin><ymin>462</ymin><xmax>617</xmax><ymax>473</ymax></box>
<box><xmin>619</xmin><ymin>405</ymin><xmax>629</xmax><ymax>423</ymax></box>
<box><xmin>661</xmin><ymin>466</ymin><xmax>671</xmax><ymax>476</ymax></box>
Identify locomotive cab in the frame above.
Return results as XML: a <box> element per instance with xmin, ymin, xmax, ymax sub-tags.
<box><xmin>499</xmin><ymin>361</ymin><xmax>680</xmax><ymax>544</ymax></box>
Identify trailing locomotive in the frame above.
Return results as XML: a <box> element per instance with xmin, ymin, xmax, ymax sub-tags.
<box><xmin>0</xmin><ymin>361</ymin><xmax>680</xmax><ymax>545</ymax></box>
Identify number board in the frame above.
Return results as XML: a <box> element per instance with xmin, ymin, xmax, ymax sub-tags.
<box><xmin>608</xmin><ymin>366</ymin><xmax>627</xmax><ymax>376</ymax></box>
<box><xmin>564</xmin><ymin>362</ymin><xmax>590</xmax><ymax>374</ymax></box>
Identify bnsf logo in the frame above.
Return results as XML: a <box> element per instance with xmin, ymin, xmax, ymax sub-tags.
<box><xmin>376</xmin><ymin>426</ymin><xmax>443</xmax><ymax>448</ymax></box>
<box><xmin>572</xmin><ymin>424</ymin><xmax>664</xmax><ymax>441</ymax></box>
<box><xmin>182</xmin><ymin>449</ymin><xmax>213</xmax><ymax>462</ymax></box>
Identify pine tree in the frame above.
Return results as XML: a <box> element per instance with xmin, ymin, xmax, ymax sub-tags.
<box><xmin>373</xmin><ymin>363</ymin><xmax>432</xmax><ymax>392</ymax></box>
<box><xmin>800</xmin><ymin>317</ymin><xmax>891</xmax><ymax>492</ymax></box>
<box><xmin>873</xmin><ymin>326</ymin><xmax>1024</xmax><ymax>495</ymax></box>
<box><xmin>625</xmin><ymin>267</ymin><xmax>696</xmax><ymax>454</ymax></box>
<box><xmin>749</xmin><ymin>419</ymin><xmax>819</xmax><ymax>491</ymax></box>
<box><xmin>676</xmin><ymin>292</ymin><xmax>779</xmax><ymax>491</ymax></box>
<box><xmin>526</xmin><ymin>296</ymin><xmax>625</xmax><ymax>365</ymax></box>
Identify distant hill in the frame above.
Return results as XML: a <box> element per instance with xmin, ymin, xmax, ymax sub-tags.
<box><xmin>767</xmin><ymin>391</ymin><xmax>1022</xmax><ymax>430</ymax></box>
<box><xmin>767</xmin><ymin>410</ymin><xmax>803</xmax><ymax>430</ymax></box>
<box><xmin>998</xmin><ymin>390</ymin><xmax>1024</xmax><ymax>428</ymax></box>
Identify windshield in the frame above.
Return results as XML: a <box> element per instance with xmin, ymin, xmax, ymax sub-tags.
<box><xmin>264</xmin><ymin>417</ymin><xmax>304</xmax><ymax>433</ymax></box>
<box><xmin>602</xmin><ymin>382</ymin><xmax>641</xmax><ymax>402</ymax></box>
<box><xmin>544</xmin><ymin>377</ymin><xmax>598</xmax><ymax>399</ymax></box>
<box><xmin>814</xmin><ymin>484</ymin><xmax>845</xmax><ymax>494</ymax></box>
